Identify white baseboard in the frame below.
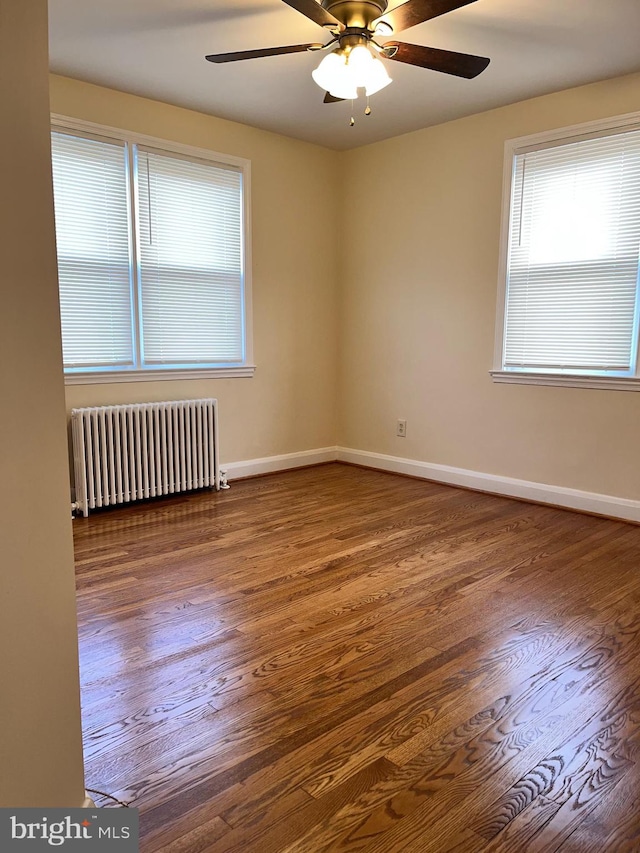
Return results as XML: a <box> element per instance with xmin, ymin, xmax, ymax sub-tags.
<box><xmin>222</xmin><ymin>447</ymin><xmax>338</xmax><ymax>480</ymax></box>
<box><xmin>220</xmin><ymin>445</ymin><xmax>639</xmax><ymax>523</ymax></box>
<box><xmin>336</xmin><ymin>447</ymin><xmax>640</xmax><ymax>524</ymax></box>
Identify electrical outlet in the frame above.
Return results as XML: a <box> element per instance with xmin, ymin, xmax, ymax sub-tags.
<box><xmin>396</xmin><ymin>419</ymin><xmax>407</xmax><ymax>437</ymax></box>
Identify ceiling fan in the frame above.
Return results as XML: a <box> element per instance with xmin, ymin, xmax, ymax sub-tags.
<box><xmin>205</xmin><ymin>0</ymin><xmax>490</xmax><ymax>108</ymax></box>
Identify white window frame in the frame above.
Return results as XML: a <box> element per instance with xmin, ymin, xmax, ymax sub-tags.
<box><xmin>51</xmin><ymin>115</ymin><xmax>254</xmax><ymax>385</ymax></box>
<box><xmin>491</xmin><ymin>110</ymin><xmax>640</xmax><ymax>392</ymax></box>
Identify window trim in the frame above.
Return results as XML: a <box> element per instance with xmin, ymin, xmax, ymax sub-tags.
<box><xmin>51</xmin><ymin>114</ymin><xmax>255</xmax><ymax>384</ymax></box>
<box><xmin>492</xmin><ymin>109</ymin><xmax>640</xmax><ymax>392</ymax></box>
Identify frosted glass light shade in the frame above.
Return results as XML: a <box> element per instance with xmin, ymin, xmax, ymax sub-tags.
<box><xmin>328</xmin><ymin>74</ymin><xmax>359</xmax><ymax>100</ymax></box>
<box><xmin>363</xmin><ymin>56</ymin><xmax>392</xmax><ymax>96</ymax></box>
<box><xmin>312</xmin><ymin>46</ymin><xmax>392</xmax><ymax>100</ymax></box>
<box><xmin>312</xmin><ymin>52</ymin><xmax>358</xmax><ymax>99</ymax></box>
<box><xmin>348</xmin><ymin>45</ymin><xmax>375</xmax><ymax>85</ymax></box>
<box><xmin>347</xmin><ymin>45</ymin><xmax>391</xmax><ymax>95</ymax></box>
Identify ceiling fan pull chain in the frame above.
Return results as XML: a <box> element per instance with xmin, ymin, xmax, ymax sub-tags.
<box><xmin>365</xmin><ymin>96</ymin><xmax>371</xmax><ymax>116</ymax></box>
<box><xmin>350</xmin><ymin>99</ymin><xmax>355</xmax><ymax>126</ymax></box>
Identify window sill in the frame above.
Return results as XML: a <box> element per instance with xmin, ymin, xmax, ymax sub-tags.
<box><xmin>490</xmin><ymin>370</ymin><xmax>640</xmax><ymax>392</ymax></box>
<box><xmin>64</xmin><ymin>366</ymin><xmax>256</xmax><ymax>385</ymax></box>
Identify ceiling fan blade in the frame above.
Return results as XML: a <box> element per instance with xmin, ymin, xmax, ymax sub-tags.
<box><xmin>382</xmin><ymin>41</ymin><xmax>489</xmax><ymax>78</ymax></box>
<box><xmin>206</xmin><ymin>43</ymin><xmax>322</xmax><ymax>63</ymax></box>
<box><xmin>323</xmin><ymin>92</ymin><xmax>345</xmax><ymax>103</ymax></box>
<box><xmin>373</xmin><ymin>0</ymin><xmax>478</xmax><ymax>34</ymax></box>
<box><xmin>281</xmin><ymin>0</ymin><xmax>342</xmax><ymax>29</ymax></box>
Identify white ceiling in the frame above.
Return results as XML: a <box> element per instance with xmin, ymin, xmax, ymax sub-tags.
<box><xmin>48</xmin><ymin>0</ymin><xmax>640</xmax><ymax>151</ymax></box>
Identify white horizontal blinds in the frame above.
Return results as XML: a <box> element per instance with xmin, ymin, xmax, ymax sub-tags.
<box><xmin>504</xmin><ymin>130</ymin><xmax>640</xmax><ymax>373</ymax></box>
<box><xmin>137</xmin><ymin>149</ymin><xmax>243</xmax><ymax>366</ymax></box>
<box><xmin>51</xmin><ymin>132</ymin><xmax>134</xmax><ymax>368</ymax></box>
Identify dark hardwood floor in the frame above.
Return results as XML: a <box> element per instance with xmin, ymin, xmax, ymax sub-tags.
<box><xmin>73</xmin><ymin>462</ymin><xmax>640</xmax><ymax>852</ymax></box>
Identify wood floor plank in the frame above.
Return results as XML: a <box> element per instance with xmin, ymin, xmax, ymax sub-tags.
<box><xmin>554</xmin><ymin>763</ymin><xmax>640</xmax><ymax>851</ymax></box>
<box><xmin>72</xmin><ymin>463</ymin><xmax>640</xmax><ymax>853</ymax></box>
<box><xmin>278</xmin><ymin>624</ymin><xmax>628</xmax><ymax>852</ymax></box>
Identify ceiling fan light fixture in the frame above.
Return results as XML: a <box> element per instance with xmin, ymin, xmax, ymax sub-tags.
<box><xmin>312</xmin><ymin>43</ymin><xmax>392</xmax><ymax>100</ymax></box>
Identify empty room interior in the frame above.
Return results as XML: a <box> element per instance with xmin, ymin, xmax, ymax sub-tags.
<box><xmin>2</xmin><ymin>0</ymin><xmax>640</xmax><ymax>851</ymax></box>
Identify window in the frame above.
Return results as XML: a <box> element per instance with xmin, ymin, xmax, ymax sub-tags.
<box><xmin>492</xmin><ymin>114</ymin><xmax>640</xmax><ymax>390</ymax></box>
<box><xmin>50</xmin><ymin>117</ymin><xmax>253</xmax><ymax>383</ymax></box>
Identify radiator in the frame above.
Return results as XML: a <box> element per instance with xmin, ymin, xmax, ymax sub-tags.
<box><xmin>71</xmin><ymin>399</ymin><xmax>220</xmax><ymax>517</ymax></box>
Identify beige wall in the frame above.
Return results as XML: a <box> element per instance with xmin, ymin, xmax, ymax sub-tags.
<box><xmin>50</xmin><ymin>75</ymin><xmax>342</xmax><ymax>463</ymax></box>
<box><xmin>49</xmin><ymin>71</ymin><xmax>640</xmax><ymax>502</ymax></box>
<box><xmin>0</xmin><ymin>1</ymin><xmax>85</xmax><ymax>806</ymax></box>
<box><xmin>339</xmin><ymin>72</ymin><xmax>640</xmax><ymax>501</ymax></box>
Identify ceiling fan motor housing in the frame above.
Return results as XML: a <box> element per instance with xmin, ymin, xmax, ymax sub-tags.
<box><xmin>321</xmin><ymin>0</ymin><xmax>388</xmax><ymax>30</ymax></box>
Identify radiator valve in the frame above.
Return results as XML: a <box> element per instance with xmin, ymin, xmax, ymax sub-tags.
<box><xmin>219</xmin><ymin>469</ymin><xmax>230</xmax><ymax>490</ymax></box>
